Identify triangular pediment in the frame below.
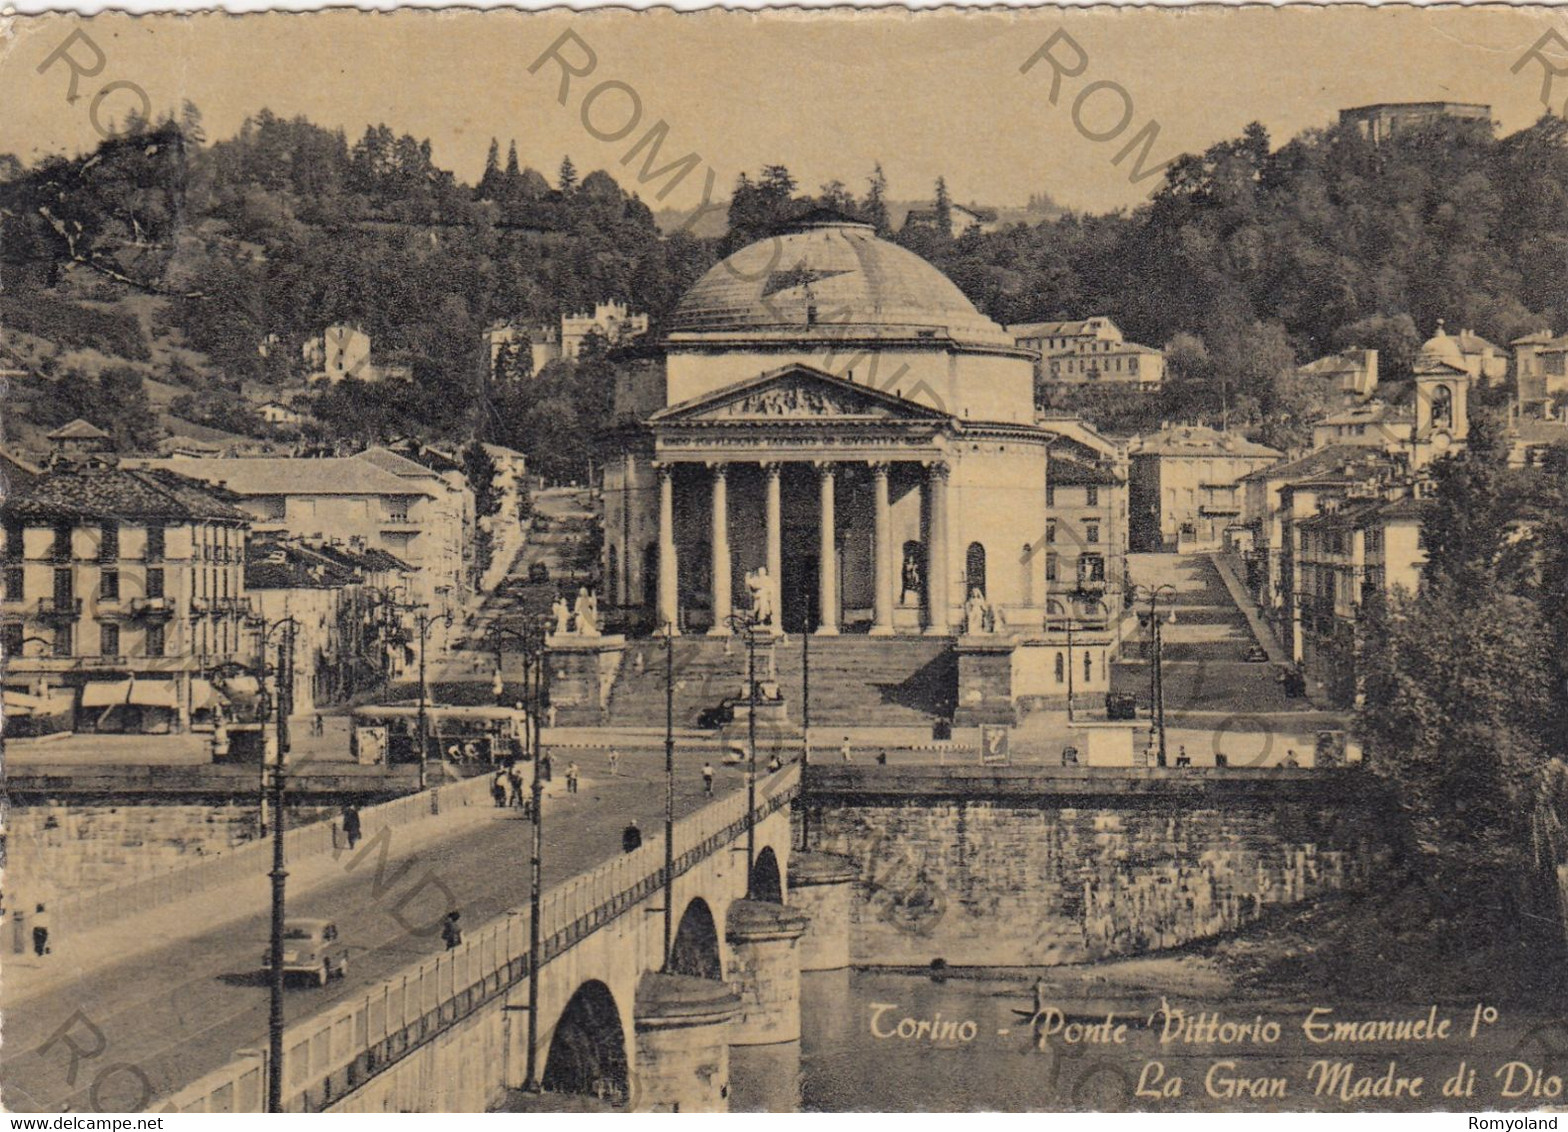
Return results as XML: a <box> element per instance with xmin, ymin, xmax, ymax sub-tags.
<box><xmin>649</xmin><ymin>364</ymin><xmax>951</xmax><ymax>425</ymax></box>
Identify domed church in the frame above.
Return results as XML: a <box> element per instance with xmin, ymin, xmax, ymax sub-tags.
<box><xmin>601</xmin><ymin>216</ymin><xmax>1057</xmax><ymax>639</ymax></box>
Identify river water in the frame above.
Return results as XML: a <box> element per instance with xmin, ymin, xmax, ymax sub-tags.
<box><xmin>731</xmin><ymin>968</ymin><xmax>1568</xmax><ymax>1113</ymax></box>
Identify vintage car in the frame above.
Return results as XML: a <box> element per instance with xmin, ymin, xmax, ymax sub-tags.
<box><xmin>262</xmin><ymin>918</ymin><xmax>349</xmax><ymax>987</ymax></box>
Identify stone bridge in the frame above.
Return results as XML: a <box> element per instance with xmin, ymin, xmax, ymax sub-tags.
<box><xmin>157</xmin><ymin>763</ymin><xmax>856</xmax><ymax>1113</ymax></box>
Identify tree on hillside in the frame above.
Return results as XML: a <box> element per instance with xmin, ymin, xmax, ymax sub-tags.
<box><xmin>933</xmin><ymin>176</ymin><xmax>952</xmax><ymax>235</ymax></box>
<box><xmin>558</xmin><ymin>155</ymin><xmax>578</xmax><ymax>193</ymax></box>
<box><xmin>477</xmin><ymin>137</ymin><xmax>502</xmax><ymax>200</ymax></box>
<box><xmin>864</xmin><ymin>162</ymin><xmax>891</xmax><ymax>236</ymax></box>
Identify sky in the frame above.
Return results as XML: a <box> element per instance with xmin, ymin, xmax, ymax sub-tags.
<box><xmin>3</xmin><ymin>5</ymin><xmax>1567</xmax><ymax>216</ymax></box>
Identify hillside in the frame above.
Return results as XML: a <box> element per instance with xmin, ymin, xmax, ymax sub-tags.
<box><xmin>5</xmin><ymin>105</ymin><xmax>1566</xmax><ymax>466</ymax></box>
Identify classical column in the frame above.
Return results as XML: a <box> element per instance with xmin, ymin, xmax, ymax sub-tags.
<box><xmin>924</xmin><ymin>462</ymin><xmax>951</xmax><ymax>635</ymax></box>
<box><xmin>764</xmin><ymin>463</ymin><xmax>783</xmax><ymax>635</ymax></box>
<box><xmin>816</xmin><ymin>463</ymin><xmax>839</xmax><ymax>635</ymax></box>
<box><xmin>657</xmin><ymin>464</ymin><xmax>680</xmax><ymax>635</ymax></box>
<box><xmin>870</xmin><ymin>462</ymin><xmax>895</xmax><ymax>636</ymax></box>
<box><xmin>708</xmin><ymin>462</ymin><xmax>732</xmax><ymax>635</ymax></box>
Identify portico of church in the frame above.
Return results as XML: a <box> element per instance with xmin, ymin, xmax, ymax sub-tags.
<box><xmin>603</xmin><ymin>364</ymin><xmax>1054</xmax><ymax>638</ymax></box>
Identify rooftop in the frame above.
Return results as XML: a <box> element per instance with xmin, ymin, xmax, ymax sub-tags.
<box><xmin>135</xmin><ymin>455</ymin><xmax>434</xmax><ymax>498</ymax></box>
<box><xmin>666</xmin><ymin>220</ymin><xmax>1014</xmax><ymax>348</ymax></box>
<box><xmin>5</xmin><ymin>466</ymin><xmax>251</xmax><ymax>523</ymax></box>
<box><xmin>1132</xmin><ymin>425</ymin><xmax>1282</xmax><ymax>460</ymax></box>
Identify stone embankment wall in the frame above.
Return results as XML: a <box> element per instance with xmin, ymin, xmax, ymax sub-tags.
<box><xmin>802</xmin><ymin>767</ymin><xmax>1370</xmax><ymax>967</ymax></box>
<box><xmin>6</xmin><ymin>801</ymin><xmax>334</xmax><ymax>896</ymax></box>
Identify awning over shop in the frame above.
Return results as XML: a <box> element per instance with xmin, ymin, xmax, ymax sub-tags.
<box><xmin>128</xmin><ymin>680</ymin><xmax>180</xmax><ymax>709</ymax></box>
<box><xmin>4</xmin><ymin>690</ymin><xmax>43</xmax><ymax>715</ymax></box>
<box><xmin>189</xmin><ymin>679</ymin><xmax>227</xmax><ymax>712</ymax></box>
<box><xmin>81</xmin><ymin>679</ymin><xmax>134</xmax><ymax>708</ymax></box>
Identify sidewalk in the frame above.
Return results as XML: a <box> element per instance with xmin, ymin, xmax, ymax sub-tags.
<box><xmin>1208</xmin><ymin>551</ymin><xmax>1287</xmax><ymax>662</ymax></box>
<box><xmin>1</xmin><ymin>777</ymin><xmax>577</xmax><ymax>1007</ymax></box>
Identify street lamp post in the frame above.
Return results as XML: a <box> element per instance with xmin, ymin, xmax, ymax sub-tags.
<box><xmin>403</xmin><ymin>606</ymin><xmax>452</xmax><ymax>792</ymax></box>
<box><xmin>524</xmin><ymin>622</ymin><xmax>547</xmax><ymax>1093</ymax></box>
<box><xmin>1130</xmin><ymin>584</ymin><xmax>1178</xmax><ymax>767</ymax></box>
<box><xmin>245</xmin><ymin>615</ymin><xmax>299</xmax><ymax>1114</ymax></box>
<box><xmin>485</xmin><ymin>613</ymin><xmax>550</xmax><ymax>1091</ymax></box>
<box><xmin>724</xmin><ymin>610</ymin><xmax>761</xmax><ymax>892</ymax></box>
<box><xmin>661</xmin><ymin>622</ymin><xmax>676</xmax><ymax>967</ymax></box>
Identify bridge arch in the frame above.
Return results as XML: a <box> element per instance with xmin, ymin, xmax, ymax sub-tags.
<box><xmin>750</xmin><ymin>846</ymin><xmax>783</xmax><ymax>903</ymax></box>
<box><xmin>541</xmin><ymin>980</ymin><xmax>629</xmax><ymax>1104</ymax></box>
<box><xmin>668</xmin><ymin>897</ymin><xmax>723</xmax><ymax>979</ymax></box>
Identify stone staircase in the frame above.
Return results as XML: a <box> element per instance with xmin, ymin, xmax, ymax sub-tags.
<box><xmin>603</xmin><ymin>634</ymin><xmax>955</xmax><ymax>730</ymax></box>
<box><xmin>1113</xmin><ymin>553</ymin><xmax>1299</xmax><ymax>713</ymax></box>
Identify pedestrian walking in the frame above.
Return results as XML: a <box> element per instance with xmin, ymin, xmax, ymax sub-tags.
<box><xmin>841</xmin><ymin>736</ymin><xmax>853</xmax><ymax>764</ymax></box>
<box><xmin>32</xmin><ymin>903</ymin><xmax>50</xmax><ymax>957</ymax></box>
<box><xmin>547</xmin><ymin>704</ymin><xmax>558</xmax><ymax>728</ymax></box>
<box><xmin>314</xmin><ymin>713</ymin><xmax>324</xmax><ymax>737</ymax></box>
<box><xmin>566</xmin><ymin>761</ymin><xmax>580</xmax><ymax>794</ymax></box>
<box><xmin>540</xmin><ymin>753</ymin><xmax>553</xmax><ymax>782</ymax></box>
<box><xmin>441</xmin><ymin>910</ymin><xmax>463</xmax><ymax>950</ymax></box>
<box><xmin>876</xmin><ymin>749</ymin><xmax>888</xmax><ymax>766</ymax></box>
<box><xmin>608</xmin><ymin>749</ymin><xmax>620</xmax><ymax>776</ymax></box>
<box><xmin>341</xmin><ymin>804</ymin><xmax>362</xmax><ymax>850</ymax></box>
<box><xmin>492</xmin><ymin>768</ymin><xmax>510</xmax><ymax>808</ymax></box>
<box><xmin>767</xmin><ymin>753</ymin><xmax>783</xmax><ymax>773</ymax></box>
<box><xmin>702</xmin><ymin>762</ymin><xmax>715</xmax><ymax>796</ymax></box>
<box><xmin>508</xmin><ymin>761</ymin><xmax>526</xmax><ymax>807</ymax></box>
<box><xmin>622</xmin><ymin>820</ymin><xmax>642</xmax><ymax>853</ymax></box>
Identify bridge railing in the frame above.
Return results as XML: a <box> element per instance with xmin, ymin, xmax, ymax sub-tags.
<box><xmin>55</xmin><ymin>774</ymin><xmax>494</xmax><ymax>935</ymax></box>
<box><xmin>158</xmin><ymin>763</ymin><xmax>800</xmax><ymax>1113</ymax></box>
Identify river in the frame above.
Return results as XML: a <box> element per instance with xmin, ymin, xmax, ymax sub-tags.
<box><xmin>729</xmin><ymin>966</ymin><xmax>1568</xmax><ymax>1112</ymax></box>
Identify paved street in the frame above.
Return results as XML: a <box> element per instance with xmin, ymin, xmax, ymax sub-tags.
<box><xmin>0</xmin><ymin>748</ymin><xmax>754</xmax><ymax>1114</ymax></box>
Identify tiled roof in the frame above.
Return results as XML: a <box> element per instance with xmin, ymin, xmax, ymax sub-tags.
<box><xmin>5</xmin><ymin>466</ymin><xmax>250</xmax><ymax>522</ymax></box>
<box><xmin>360</xmin><ymin>446</ymin><xmax>446</xmax><ymax>479</ymax></box>
<box><xmin>47</xmin><ymin>418</ymin><xmax>111</xmax><ymax>440</ymax></box>
<box><xmin>135</xmin><ymin>455</ymin><xmax>434</xmax><ymax>498</ymax></box>
<box><xmin>1240</xmin><ymin>445</ymin><xmax>1397</xmax><ymax>483</ymax></box>
<box><xmin>1048</xmin><ymin>458</ymin><xmax>1123</xmax><ymax>487</ymax></box>
<box><xmin>1133</xmin><ymin>425</ymin><xmax>1282</xmax><ymax>459</ymax></box>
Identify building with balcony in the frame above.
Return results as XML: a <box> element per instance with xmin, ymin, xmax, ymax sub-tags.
<box><xmin>2</xmin><ymin>463</ymin><xmax>252</xmax><ymax>734</ymax></box>
<box><xmin>1293</xmin><ymin>494</ymin><xmax>1427</xmax><ymax>706</ymax></box>
<box><xmin>244</xmin><ymin>535</ymin><xmax>413</xmax><ymax>717</ymax></box>
<box><xmin>1128</xmin><ymin>424</ymin><xmax>1282</xmax><ymax>552</ymax></box>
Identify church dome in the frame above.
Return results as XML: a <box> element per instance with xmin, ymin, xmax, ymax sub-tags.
<box><xmin>1417</xmin><ymin>320</ymin><xmax>1464</xmax><ymax>368</ymax></box>
<box><xmin>666</xmin><ymin>219</ymin><xmax>1015</xmax><ymax>348</ymax></box>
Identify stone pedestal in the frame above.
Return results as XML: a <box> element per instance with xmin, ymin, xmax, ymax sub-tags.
<box><xmin>632</xmin><ymin>971</ymin><xmax>741</xmax><ymax>1113</ymax></box>
<box><xmin>724</xmin><ymin>899</ymin><xmax>810</xmax><ymax>1046</ymax></box>
<box><xmin>545</xmin><ymin>634</ymin><xmax>626</xmax><ymax>725</ymax></box>
<box><xmin>953</xmin><ymin>635</ymin><xmax>1018</xmax><ymax>726</ymax></box>
<box><xmin>788</xmin><ymin>852</ymin><xmax>858</xmax><ymax>972</ymax></box>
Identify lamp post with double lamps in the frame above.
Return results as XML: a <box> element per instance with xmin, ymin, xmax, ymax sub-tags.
<box><xmin>237</xmin><ymin>614</ymin><xmax>300</xmax><ymax>1113</ymax></box>
<box><xmin>1129</xmin><ymin>583</ymin><xmax>1179</xmax><ymax>767</ymax></box>
<box><xmin>399</xmin><ymin>605</ymin><xmax>452</xmax><ymax>791</ymax></box>
<box><xmin>489</xmin><ymin>613</ymin><xmax>551</xmax><ymax>1093</ymax></box>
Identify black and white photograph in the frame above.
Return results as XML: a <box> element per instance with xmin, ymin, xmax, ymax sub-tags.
<box><xmin>2</xmin><ymin>3</ymin><xmax>1568</xmax><ymax>1115</ymax></box>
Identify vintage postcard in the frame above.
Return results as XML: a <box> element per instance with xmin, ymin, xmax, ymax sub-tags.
<box><xmin>3</xmin><ymin>3</ymin><xmax>1568</xmax><ymax>1117</ymax></box>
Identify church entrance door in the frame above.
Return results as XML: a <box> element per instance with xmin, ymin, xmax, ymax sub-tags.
<box><xmin>781</xmin><ymin>552</ymin><xmax>818</xmax><ymax>633</ymax></box>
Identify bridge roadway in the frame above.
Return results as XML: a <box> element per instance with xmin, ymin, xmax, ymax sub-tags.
<box><xmin>0</xmin><ymin>749</ymin><xmax>764</xmax><ymax>1113</ymax></box>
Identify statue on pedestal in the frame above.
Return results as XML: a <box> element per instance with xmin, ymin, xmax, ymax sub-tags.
<box><xmin>964</xmin><ymin>587</ymin><xmax>988</xmax><ymax>636</ymax></box>
<box><xmin>551</xmin><ymin>595</ymin><xmax>572</xmax><ymax>637</ymax></box>
<box><xmin>744</xmin><ymin>566</ymin><xmax>777</xmax><ymax>629</ymax></box>
<box><xmin>572</xmin><ymin>587</ymin><xmax>601</xmax><ymax>637</ymax></box>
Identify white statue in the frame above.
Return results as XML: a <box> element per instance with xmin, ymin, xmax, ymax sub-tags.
<box><xmin>552</xmin><ymin>595</ymin><xmax>571</xmax><ymax>637</ymax></box>
<box><xmin>964</xmin><ymin>587</ymin><xmax>988</xmax><ymax>635</ymax></box>
<box><xmin>573</xmin><ymin>586</ymin><xmax>600</xmax><ymax>637</ymax></box>
<box><xmin>744</xmin><ymin>566</ymin><xmax>777</xmax><ymax>628</ymax></box>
